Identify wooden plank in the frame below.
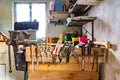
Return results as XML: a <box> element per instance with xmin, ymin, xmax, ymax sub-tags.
<box><xmin>66</xmin><ymin>16</ymin><xmax>96</xmax><ymax>26</ymax></box>
<box><xmin>26</xmin><ymin>55</ymin><xmax>105</xmax><ymax>64</ymax></box>
<box><xmin>26</xmin><ymin>47</ymin><xmax>106</xmax><ymax>80</ymax></box>
<box><xmin>28</xmin><ymin>62</ymin><xmax>99</xmax><ymax>72</ymax></box>
<box><xmin>28</xmin><ymin>70</ymin><xmax>98</xmax><ymax>80</ymax></box>
<box><xmin>26</xmin><ymin>47</ymin><xmax>106</xmax><ymax>63</ymax></box>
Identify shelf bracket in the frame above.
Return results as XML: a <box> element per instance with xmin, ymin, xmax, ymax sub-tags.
<box><xmin>92</xmin><ymin>21</ymin><xmax>94</xmax><ymax>41</ymax></box>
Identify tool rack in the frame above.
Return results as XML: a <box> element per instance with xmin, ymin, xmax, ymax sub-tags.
<box><xmin>7</xmin><ymin>30</ymin><xmax>107</xmax><ymax>80</ymax></box>
<box><xmin>25</xmin><ymin>45</ymin><xmax>107</xmax><ymax>80</ymax></box>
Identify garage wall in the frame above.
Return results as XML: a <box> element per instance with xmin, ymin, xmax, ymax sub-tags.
<box><xmin>0</xmin><ymin>0</ymin><xmax>12</xmax><ymax>34</ymax></box>
<box><xmin>1</xmin><ymin>0</ymin><xmax>120</xmax><ymax>80</ymax></box>
<box><xmin>47</xmin><ymin>24</ymin><xmax>81</xmax><ymax>37</ymax></box>
<box><xmin>87</xmin><ymin>0</ymin><xmax>120</xmax><ymax>80</ymax></box>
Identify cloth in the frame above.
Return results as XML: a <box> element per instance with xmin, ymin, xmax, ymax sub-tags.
<box><xmin>53</xmin><ymin>38</ymin><xmax>63</xmax><ymax>55</ymax></box>
<box><xmin>79</xmin><ymin>36</ymin><xmax>88</xmax><ymax>44</ymax></box>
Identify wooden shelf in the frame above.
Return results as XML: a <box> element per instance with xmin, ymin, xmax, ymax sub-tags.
<box><xmin>70</xmin><ymin>3</ymin><xmax>92</xmax><ymax>16</ymax></box>
<box><xmin>50</xmin><ymin>11</ymin><xmax>69</xmax><ymax>14</ymax></box>
<box><xmin>76</xmin><ymin>0</ymin><xmax>103</xmax><ymax>5</ymax></box>
<box><xmin>69</xmin><ymin>0</ymin><xmax>103</xmax><ymax>16</ymax></box>
<box><xmin>66</xmin><ymin>16</ymin><xmax>96</xmax><ymax>41</ymax></box>
<box><xmin>49</xmin><ymin>11</ymin><xmax>69</xmax><ymax>25</ymax></box>
<box><xmin>66</xmin><ymin>16</ymin><xmax>96</xmax><ymax>26</ymax></box>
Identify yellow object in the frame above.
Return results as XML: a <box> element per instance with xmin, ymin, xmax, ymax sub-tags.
<box><xmin>59</xmin><ymin>33</ymin><xmax>63</xmax><ymax>39</ymax></box>
<box><xmin>46</xmin><ymin>37</ymin><xmax>52</xmax><ymax>49</ymax></box>
<box><xmin>72</xmin><ymin>37</ymin><xmax>79</xmax><ymax>43</ymax></box>
<box><xmin>0</xmin><ymin>32</ymin><xmax>8</xmax><ymax>42</ymax></box>
<box><xmin>93</xmin><ymin>41</ymin><xmax>111</xmax><ymax>48</ymax></box>
<box><xmin>58</xmin><ymin>33</ymin><xmax>64</xmax><ymax>42</ymax></box>
<box><xmin>107</xmin><ymin>41</ymin><xmax>111</xmax><ymax>48</ymax></box>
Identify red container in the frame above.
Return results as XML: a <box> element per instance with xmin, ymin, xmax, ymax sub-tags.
<box><xmin>79</xmin><ymin>36</ymin><xmax>88</xmax><ymax>44</ymax></box>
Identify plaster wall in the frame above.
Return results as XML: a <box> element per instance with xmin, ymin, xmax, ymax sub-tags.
<box><xmin>1</xmin><ymin>0</ymin><xmax>120</xmax><ymax>80</ymax></box>
<box><xmin>47</xmin><ymin>24</ymin><xmax>81</xmax><ymax>37</ymax></box>
<box><xmin>87</xmin><ymin>0</ymin><xmax>120</xmax><ymax>79</ymax></box>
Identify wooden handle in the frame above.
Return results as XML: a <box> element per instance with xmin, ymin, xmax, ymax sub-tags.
<box><xmin>46</xmin><ymin>38</ymin><xmax>48</xmax><ymax>49</ymax></box>
<box><xmin>0</xmin><ymin>32</ymin><xmax>8</xmax><ymax>42</ymax></box>
<box><xmin>30</xmin><ymin>45</ymin><xmax>36</xmax><ymax>59</ymax></box>
<box><xmin>36</xmin><ymin>44</ymin><xmax>41</xmax><ymax>57</ymax></box>
<box><xmin>30</xmin><ymin>45</ymin><xmax>36</xmax><ymax>72</ymax></box>
<box><xmin>8</xmin><ymin>44</ymin><xmax>12</xmax><ymax>73</ymax></box>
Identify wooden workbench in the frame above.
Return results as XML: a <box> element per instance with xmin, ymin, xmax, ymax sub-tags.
<box><xmin>26</xmin><ymin>47</ymin><xmax>107</xmax><ymax>80</ymax></box>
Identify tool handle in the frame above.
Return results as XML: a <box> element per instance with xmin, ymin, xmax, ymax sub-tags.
<box><xmin>8</xmin><ymin>44</ymin><xmax>12</xmax><ymax>73</ymax></box>
<box><xmin>30</xmin><ymin>45</ymin><xmax>36</xmax><ymax>72</ymax></box>
<box><xmin>36</xmin><ymin>44</ymin><xmax>40</xmax><ymax>57</ymax></box>
<box><xmin>46</xmin><ymin>38</ymin><xmax>49</xmax><ymax>49</ymax></box>
<box><xmin>82</xmin><ymin>44</ymin><xmax>85</xmax><ymax>56</ymax></box>
<box><xmin>87</xmin><ymin>43</ymin><xmax>92</xmax><ymax>56</ymax></box>
<box><xmin>81</xmin><ymin>57</ymin><xmax>85</xmax><ymax>71</ymax></box>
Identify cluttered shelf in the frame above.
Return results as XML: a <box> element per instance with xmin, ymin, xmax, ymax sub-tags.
<box><xmin>49</xmin><ymin>11</ymin><xmax>69</xmax><ymax>25</ymax></box>
<box><xmin>48</xmin><ymin>0</ymin><xmax>99</xmax><ymax>25</ymax></box>
<box><xmin>70</xmin><ymin>0</ymin><xmax>103</xmax><ymax>15</ymax></box>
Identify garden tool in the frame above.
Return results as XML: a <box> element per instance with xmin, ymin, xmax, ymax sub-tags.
<box><xmin>66</xmin><ymin>44</ymin><xmax>79</xmax><ymax>63</ymax></box>
<box><xmin>41</xmin><ymin>47</ymin><xmax>45</xmax><ymax>64</ymax></box>
<box><xmin>92</xmin><ymin>51</ymin><xmax>99</xmax><ymax>72</ymax></box>
<box><xmin>7</xmin><ymin>40</ymin><xmax>12</xmax><ymax>73</ymax></box>
<box><xmin>87</xmin><ymin>42</ymin><xmax>92</xmax><ymax>69</ymax></box>
<box><xmin>46</xmin><ymin>37</ymin><xmax>52</xmax><ymax>62</ymax></box>
<box><xmin>81</xmin><ymin>44</ymin><xmax>85</xmax><ymax>71</ymax></box>
<box><xmin>59</xmin><ymin>42</ymin><xmax>68</xmax><ymax>64</ymax></box>
<box><xmin>36</xmin><ymin>44</ymin><xmax>41</xmax><ymax>68</ymax></box>
<box><xmin>30</xmin><ymin>44</ymin><xmax>36</xmax><ymax>72</ymax></box>
<box><xmin>52</xmin><ymin>42</ymin><xmax>62</xmax><ymax>64</ymax></box>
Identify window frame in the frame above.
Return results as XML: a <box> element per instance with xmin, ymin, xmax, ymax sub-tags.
<box><xmin>13</xmin><ymin>1</ymin><xmax>48</xmax><ymax>39</ymax></box>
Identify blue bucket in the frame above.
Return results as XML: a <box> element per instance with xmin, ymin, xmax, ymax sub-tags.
<box><xmin>54</xmin><ymin>0</ymin><xmax>63</xmax><ymax>11</ymax></box>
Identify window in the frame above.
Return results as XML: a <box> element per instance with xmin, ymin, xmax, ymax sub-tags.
<box><xmin>14</xmin><ymin>2</ymin><xmax>47</xmax><ymax>39</ymax></box>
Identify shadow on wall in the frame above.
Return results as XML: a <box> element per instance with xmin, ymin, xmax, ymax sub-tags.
<box><xmin>104</xmin><ymin>50</ymin><xmax>120</xmax><ymax>80</ymax></box>
<box><xmin>94</xmin><ymin>18</ymin><xmax>112</xmax><ymax>41</ymax></box>
<box><xmin>110</xmin><ymin>44</ymin><xmax>118</xmax><ymax>51</ymax></box>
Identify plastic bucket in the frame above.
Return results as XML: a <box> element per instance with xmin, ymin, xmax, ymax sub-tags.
<box><xmin>65</xmin><ymin>33</ymin><xmax>71</xmax><ymax>41</ymax></box>
<box><xmin>72</xmin><ymin>37</ymin><xmax>79</xmax><ymax>43</ymax></box>
<box><xmin>65</xmin><ymin>33</ymin><xmax>78</xmax><ymax>41</ymax></box>
<box><xmin>79</xmin><ymin>36</ymin><xmax>88</xmax><ymax>44</ymax></box>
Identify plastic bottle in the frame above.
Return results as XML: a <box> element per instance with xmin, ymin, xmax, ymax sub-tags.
<box><xmin>63</xmin><ymin>4</ymin><xmax>66</xmax><ymax>12</ymax></box>
<box><xmin>50</xmin><ymin>1</ymin><xmax>54</xmax><ymax>11</ymax></box>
